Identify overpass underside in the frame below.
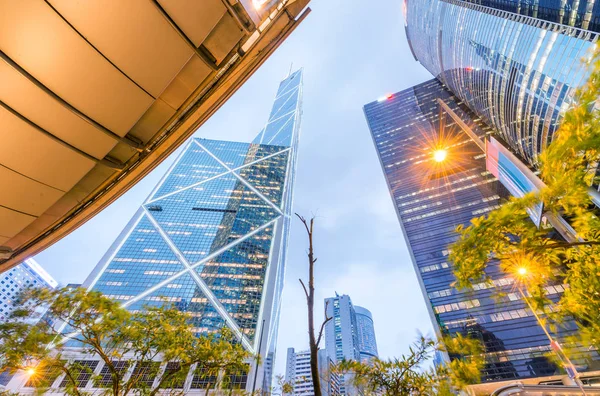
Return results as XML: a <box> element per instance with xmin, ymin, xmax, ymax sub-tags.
<box><xmin>0</xmin><ymin>0</ymin><xmax>310</xmax><ymax>272</ymax></box>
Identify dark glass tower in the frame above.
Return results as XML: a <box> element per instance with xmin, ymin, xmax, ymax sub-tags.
<box><xmin>68</xmin><ymin>70</ymin><xmax>303</xmax><ymax>392</ymax></box>
<box><xmin>363</xmin><ymin>79</ymin><xmax>588</xmax><ymax>383</ymax></box>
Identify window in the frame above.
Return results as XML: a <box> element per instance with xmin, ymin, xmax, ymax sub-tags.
<box><xmin>131</xmin><ymin>361</ymin><xmax>160</xmax><ymax>389</ymax></box>
<box><xmin>224</xmin><ymin>365</ymin><xmax>249</xmax><ymax>390</ymax></box>
<box><xmin>59</xmin><ymin>360</ymin><xmax>98</xmax><ymax>388</ymax></box>
<box><xmin>95</xmin><ymin>361</ymin><xmax>129</xmax><ymax>388</ymax></box>
<box><xmin>190</xmin><ymin>368</ymin><xmax>217</xmax><ymax>389</ymax></box>
<box><xmin>158</xmin><ymin>362</ymin><xmax>186</xmax><ymax>389</ymax></box>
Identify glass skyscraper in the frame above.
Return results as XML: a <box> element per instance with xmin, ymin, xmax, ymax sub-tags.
<box><xmin>364</xmin><ymin>79</ymin><xmax>597</xmax><ymax>384</ymax></box>
<box><xmin>0</xmin><ymin>258</ymin><xmax>57</xmax><ymax>323</ymax></box>
<box><xmin>354</xmin><ymin>306</ymin><xmax>378</xmax><ymax>362</ymax></box>
<box><xmin>405</xmin><ymin>0</ymin><xmax>598</xmax><ymax>165</ymax></box>
<box><xmin>15</xmin><ymin>70</ymin><xmax>304</xmax><ymax>394</ymax></box>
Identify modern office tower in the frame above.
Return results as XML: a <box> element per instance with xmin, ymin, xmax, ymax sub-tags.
<box><xmin>0</xmin><ymin>258</ymin><xmax>57</xmax><ymax>323</ymax></box>
<box><xmin>458</xmin><ymin>0</ymin><xmax>600</xmax><ymax>31</ymax></box>
<box><xmin>324</xmin><ymin>294</ymin><xmax>362</xmax><ymax>395</ymax></box>
<box><xmin>354</xmin><ymin>306</ymin><xmax>379</xmax><ymax>362</ymax></box>
<box><xmin>284</xmin><ymin>348</ymin><xmax>341</xmax><ymax>396</ymax></box>
<box><xmin>7</xmin><ymin>70</ymin><xmax>303</xmax><ymax>394</ymax></box>
<box><xmin>404</xmin><ymin>0</ymin><xmax>599</xmax><ymax>166</ymax></box>
<box><xmin>364</xmin><ymin>79</ymin><xmax>596</xmax><ymax>388</ymax></box>
<box><xmin>324</xmin><ymin>294</ymin><xmax>361</xmax><ymax>364</ymax></box>
<box><xmin>0</xmin><ymin>258</ymin><xmax>57</xmax><ymax>388</ymax></box>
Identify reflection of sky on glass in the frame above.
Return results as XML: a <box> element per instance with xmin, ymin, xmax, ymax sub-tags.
<box><xmin>34</xmin><ymin>0</ymin><xmax>434</xmax><ymax>381</ymax></box>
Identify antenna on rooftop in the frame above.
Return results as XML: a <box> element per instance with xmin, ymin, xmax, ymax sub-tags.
<box><xmin>287</xmin><ymin>62</ymin><xmax>294</xmax><ymax>78</ymax></box>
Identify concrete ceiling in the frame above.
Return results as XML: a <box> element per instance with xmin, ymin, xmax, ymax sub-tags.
<box><xmin>0</xmin><ymin>0</ymin><xmax>310</xmax><ymax>272</ymax></box>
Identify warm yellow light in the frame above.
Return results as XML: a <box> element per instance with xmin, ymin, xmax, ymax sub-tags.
<box><xmin>517</xmin><ymin>267</ymin><xmax>528</xmax><ymax>276</ymax></box>
<box><xmin>252</xmin><ymin>0</ymin><xmax>268</xmax><ymax>9</ymax></box>
<box><xmin>26</xmin><ymin>368</ymin><xmax>35</xmax><ymax>376</ymax></box>
<box><xmin>433</xmin><ymin>149</ymin><xmax>447</xmax><ymax>162</ymax></box>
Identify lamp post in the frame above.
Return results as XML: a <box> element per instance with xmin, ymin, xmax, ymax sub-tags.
<box><xmin>515</xmin><ymin>267</ymin><xmax>587</xmax><ymax>394</ymax></box>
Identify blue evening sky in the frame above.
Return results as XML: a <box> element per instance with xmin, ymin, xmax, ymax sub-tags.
<box><xmin>35</xmin><ymin>0</ymin><xmax>435</xmax><ymax>380</ymax></box>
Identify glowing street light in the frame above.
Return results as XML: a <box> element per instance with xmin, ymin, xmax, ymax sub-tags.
<box><xmin>513</xmin><ymin>266</ymin><xmax>587</xmax><ymax>393</ymax></box>
<box><xmin>433</xmin><ymin>149</ymin><xmax>447</xmax><ymax>163</ymax></box>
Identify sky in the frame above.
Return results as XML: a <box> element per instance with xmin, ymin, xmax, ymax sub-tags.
<box><xmin>35</xmin><ymin>0</ymin><xmax>436</xmax><ymax>382</ymax></box>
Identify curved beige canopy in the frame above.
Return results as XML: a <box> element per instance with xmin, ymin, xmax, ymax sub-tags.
<box><xmin>0</xmin><ymin>0</ymin><xmax>310</xmax><ymax>272</ymax></box>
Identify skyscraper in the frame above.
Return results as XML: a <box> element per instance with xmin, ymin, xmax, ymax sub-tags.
<box><xmin>0</xmin><ymin>258</ymin><xmax>57</xmax><ymax>388</ymax></box>
<box><xmin>7</xmin><ymin>70</ymin><xmax>303</xmax><ymax>394</ymax></box>
<box><xmin>354</xmin><ymin>306</ymin><xmax>378</xmax><ymax>362</ymax></box>
<box><xmin>404</xmin><ymin>0</ymin><xmax>598</xmax><ymax>165</ymax></box>
<box><xmin>364</xmin><ymin>79</ymin><xmax>596</xmax><ymax>387</ymax></box>
<box><xmin>324</xmin><ymin>294</ymin><xmax>371</xmax><ymax>395</ymax></box>
<box><xmin>0</xmin><ymin>258</ymin><xmax>57</xmax><ymax>323</ymax></box>
<box><xmin>284</xmin><ymin>348</ymin><xmax>341</xmax><ymax>396</ymax></box>
<box><xmin>456</xmin><ymin>0</ymin><xmax>600</xmax><ymax>31</ymax></box>
<box><xmin>324</xmin><ymin>294</ymin><xmax>361</xmax><ymax>365</ymax></box>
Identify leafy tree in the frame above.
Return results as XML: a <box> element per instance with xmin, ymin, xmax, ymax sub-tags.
<box><xmin>0</xmin><ymin>286</ymin><xmax>250</xmax><ymax>395</ymax></box>
<box><xmin>335</xmin><ymin>335</ymin><xmax>483</xmax><ymax>395</ymax></box>
<box><xmin>449</xmin><ymin>51</ymin><xmax>600</xmax><ymax>353</ymax></box>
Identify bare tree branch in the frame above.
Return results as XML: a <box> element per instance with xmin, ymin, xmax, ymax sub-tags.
<box><xmin>299</xmin><ymin>279</ymin><xmax>309</xmax><ymax>300</ymax></box>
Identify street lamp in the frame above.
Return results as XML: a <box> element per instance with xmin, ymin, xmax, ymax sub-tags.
<box><xmin>433</xmin><ymin>149</ymin><xmax>448</xmax><ymax>163</ymax></box>
<box><xmin>514</xmin><ymin>267</ymin><xmax>587</xmax><ymax>394</ymax></box>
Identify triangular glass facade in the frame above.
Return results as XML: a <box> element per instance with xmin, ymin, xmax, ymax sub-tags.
<box><xmin>84</xmin><ymin>70</ymin><xmax>304</xmax><ymax>361</ymax></box>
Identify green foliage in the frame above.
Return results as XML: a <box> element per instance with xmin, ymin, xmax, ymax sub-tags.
<box><xmin>335</xmin><ymin>335</ymin><xmax>483</xmax><ymax>395</ymax></box>
<box><xmin>449</xmin><ymin>49</ymin><xmax>600</xmax><ymax>353</ymax></box>
<box><xmin>0</xmin><ymin>286</ymin><xmax>250</xmax><ymax>395</ymax></box>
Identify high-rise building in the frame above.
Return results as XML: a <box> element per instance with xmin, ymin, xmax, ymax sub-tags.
<box><xmin>0</xmin><ymin>258</ymin><xmax>57</xmax><ymax>323</ymax></box>
<box><xmin>456</xmin><ymin>0</ymin><xmax>600</xmax><ymax>32</ymax></box>
<box><xmin>364</xmin><ymin>79</ymin><xmax>598</xmax><ymax>388</ymax></box>
<box><xmin>6</xmin><ymin>70</ymin><xmax>303</xmax><ymax>394</ymax></box>
<box><xmin>324</xmin><ymin>294</ymin><xmax>367</xmax><ymax>395</ymax></box>
<box><xmin>324</xmin><ymin>294</ymin><xmax>361</xmax><ymax>365</ymax></box>
<box><xmin>284</xmin><ymin>348</ymin><xmax>341</xmax><ymax>396</ymax></box>
<box><xmin>404</xmin><ymin>0</ymin><xmax>598</xmax><ymax>165</ymax></box>
<box><xmin>354</xmin><ymin>306</ymin><xmax>378</xmax><ymax>362</ymax></box>
<box><xmin>0</xmin><ymin>258</ymin><xmax>57</xmax><ymax>388</ymax></box>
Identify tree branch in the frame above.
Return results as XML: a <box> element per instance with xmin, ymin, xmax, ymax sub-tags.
<box><xmin>299</xmin><ymin>279</ymin><xmax>309</xmax><ymax>300</ymax></box>
<box><xmin>316</xmin><ymin>316</ymin><xmax>332</xmax><ymax>348</ymax></box>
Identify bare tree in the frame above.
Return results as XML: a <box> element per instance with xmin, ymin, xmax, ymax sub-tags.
<box><xmin>296</xmin><ymin>214</ymin><xmax>332</xmax><ymax>396</ymax></box>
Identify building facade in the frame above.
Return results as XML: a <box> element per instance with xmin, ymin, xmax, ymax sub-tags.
<box><xmin>0</xmin><ymin>258</ymin><xmax>57</xmax><ymax>323</ymax></box>
<box><xmin>457</xmin><ymin>0</ymin><xmax>600</xmax><ymax>32</ymax></box>
<box><xmin>0</xmin><ymin>258</ymin><xmax>57</xmax><ymax>388</ymax></box>
<box><xmin>324</xmin><ymin>294</ymin><xmax>364</xmax><ymax>395</ymax></box>
<box><xmin>324</xmin><ymin>294</ymin><xmax>361</xmax><ymax>365</ymax></box>
<box><xmin>404</xmin><ymin>0</ymin><xmax>598</xmax><ymax>165</ymax></box>
<box><xmin>284</xmin><ymin>348</ymin><xmax>341</xmax><ymax>396</ymax></box>
<box><xmin>363</xmin><ymin>79</ymin><xmax>595</xmax><ymax>383</ymax></box>
<box><xmin>6</xmin><ymin>70</ymin><xmax>303</xmax><ymax>394</ymax></box>
<box><xmin>354</xmin><ymin>306</ymin><xmax>379</xmax><ymax>362</ymax></box>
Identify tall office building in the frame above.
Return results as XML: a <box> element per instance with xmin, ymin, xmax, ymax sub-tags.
<box><xmin>284</xmin><ymin>348</ymin><xmax>341</xmax><ymax>396</ymax></box>
<box><xmin>7</xmin><ymin>70</ymin><xmax>303</xmax><ymax>394</ymax></box>
<box><xmin>404</xmin><ymin>0</ymin><xmax>599</xmax><ymax>165</ymax></box>
<box><xmin>324</xmin><ymin>294</ymin><xmax>361</xmax><ymax>365</ymax></box>
<box><xmin>0</xmin><ymin>258</ymin><xmax>57</xmax><ymax>323</ymax></box>
<box><xmin>458</xmin><ymin>0</ymin><xmax>600</xmax><ymax>31</ymax></box>
<box><xmin>324</xmin><ymin>294</ymin><xmax>373</xmax><ymax>395</ymax></box>
<box><xmin>364</xmin><ymin>79</ymin><xmax>596</xmax><ymax>387</ymax></box>
<box><xmin>0</xmin><ymin>258</ymin><xmax>57</xmax><ymax>388</ymax></box>
<box><xmin>354</xmin><ymin>306</ymin><xmax>378</xmax><ymax>362</ymax></box>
